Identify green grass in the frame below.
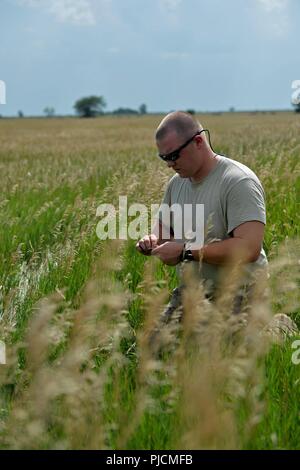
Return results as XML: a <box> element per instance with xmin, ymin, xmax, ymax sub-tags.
<box><xmin>0</xmin><ymin>113</ymin><xmax>299</xmax><ymax>449</ymax></box>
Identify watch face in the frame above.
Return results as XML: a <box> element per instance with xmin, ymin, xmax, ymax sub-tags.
<box><xmin>184</xmin><ymin>250</ymin><xmax>194</xmax><ymax>261</ymax></box>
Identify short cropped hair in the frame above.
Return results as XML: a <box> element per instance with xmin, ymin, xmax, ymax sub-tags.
<box><xmin>155</xmin><ymin>111</ymin><xmax>203</xmax><ymax>141</ymax></box>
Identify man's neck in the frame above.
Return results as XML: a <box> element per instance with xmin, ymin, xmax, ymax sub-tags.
<box><xmin>190</xmin><ymin>151</ymin><xmax>219</xmax><ymax>183</ymax></box>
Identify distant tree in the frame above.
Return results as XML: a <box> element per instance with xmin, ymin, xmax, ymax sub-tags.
<box><xmin>139</xmin><ymin>103</ymin><xmax>147</xmax><ymax>115</ymax></box>
<box><xmin>112</xmin><ymin>107</ymin><xmax>138</xmax><ymax>115</ymax></box>
<box><xmin>18</xmin><ymin>110</ymin><xmax>24</xmax><ymax>118</ymax></box>
<box><xmin>186</xmin><ymin>109</ymin><xmax>195</xmax><ymax>115</ymax></box>
<box><xmin>294</xmin><ymin>103</ymin><xmax>300</xmax><ymax>113</ymax></box>
<box><xmin>44</xmin><ymin>106</ymin><xmax>55</xmax><ymax>117</ymax></box>
<box><xmin>229</xmin><ymin>106</ymin><xmax>235</xmax><ymax>113</ymax></box>
<box><xmin>74</xmin><ymin>95</ymin><xmax>106</xmax><ymax>118</ymax></box>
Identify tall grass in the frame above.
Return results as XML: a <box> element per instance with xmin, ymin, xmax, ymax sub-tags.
<box><xmin>0</xmin><ymin>113</ymin><xmax>299</xmax><ymax>449</ymax></box>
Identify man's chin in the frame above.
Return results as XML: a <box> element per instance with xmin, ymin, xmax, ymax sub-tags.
<box><xmin>175</xmin><ymin>169</ymin><xmax>187</xmax><ymax>177</ymax></box>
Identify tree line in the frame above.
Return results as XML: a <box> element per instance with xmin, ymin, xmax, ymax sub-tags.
<box><xmin>39</xmin><ymin>97</ymin><xmax>148</xmax><ymax>118</ymax></box>
<box><xmin>73</xmin><ymin>96</ymin><xmax>148</xmax><ymax>118</ymax></box>
<box><xmin>43</xmin><ymin>94</ymin><xmax>300</xmax><ymax>118</ymax></box>
<box><xmin>3</xmin><ymin>94</ymin><xmax>300</xmax><ymax>119</ymax></box>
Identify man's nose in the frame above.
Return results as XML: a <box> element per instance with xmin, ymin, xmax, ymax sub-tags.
<box><xmin>167</xmin><ymin>160</ymin><xmax>175</xmax><ymax>168</ymax></box>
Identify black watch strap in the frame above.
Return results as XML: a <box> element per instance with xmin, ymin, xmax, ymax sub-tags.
<box><xmin>183</xmin><ymin>249</ymin><xmax>194</xmax><ymax>261</ymax></box>
<box><xmin>179</xmin><ymin>244</ymin><xmax>194</xmax><ymax>262</ymax></box>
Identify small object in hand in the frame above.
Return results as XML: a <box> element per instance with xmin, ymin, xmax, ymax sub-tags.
<box><xmin>141</xmin><ymin>246</ymin><xmax>152</xmax><ymax>255</ymax></box>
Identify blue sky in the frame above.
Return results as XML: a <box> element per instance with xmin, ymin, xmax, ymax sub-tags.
<box><xmin>0</xmin><ymin>0</ymin><xmax>300</xmax><ymax>116</ymax></box>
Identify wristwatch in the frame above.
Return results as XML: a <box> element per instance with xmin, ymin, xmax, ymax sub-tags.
<box><xmin>179</xmin><ymin>244</ymin><xmax>195</xmax><ymax>262</ymax></box>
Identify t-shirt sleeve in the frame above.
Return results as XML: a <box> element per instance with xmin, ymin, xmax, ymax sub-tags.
<box><xmin>226</xmin><ymin>177</ymin><xmax>266</xmax><ymax>235</ymax></box>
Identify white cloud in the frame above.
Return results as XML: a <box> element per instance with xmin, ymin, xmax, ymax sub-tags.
<box><xmin>160</xmin><ymin>0</ymin><xmax>182</xmax><ymax>11</ymax></box>
<box><xmin>157</xmin><ymin>0</ymin><xmax>183</xmax><ymax>29</ymax></box>
<box><xmin>256</xmin><ymin>0</ymin><xmax>290</xmax><ymax>37</ymax></box>
<box><xmin>49</xmin><ymin>0</ymin><xmax>95</xmax><ymax>25</ymax></box>
<box><xmin>257</xmin><ymin>0</ymin><xmax>288</xmax><ymax>12</ymax></box>
<box><xmin>18</xmin><ymin>0</ymin><xmax>95</xmax><ymax>25</ymax></box>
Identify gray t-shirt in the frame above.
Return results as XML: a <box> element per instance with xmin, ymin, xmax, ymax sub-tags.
<box><xmin>158</xmin><ymin>154</ymin><xmax>268</xmax><ymax>295</ymax></box>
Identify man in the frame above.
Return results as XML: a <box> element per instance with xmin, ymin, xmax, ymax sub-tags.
<box><xmin>136</xmin><ymin>111</ymin><xmax>268</xmax><ymax>318</ymax></box>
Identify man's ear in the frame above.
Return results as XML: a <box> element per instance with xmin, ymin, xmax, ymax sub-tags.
<box><xmin>195</xmin><ymin>135</ymin><xmax>204</xmax><ymax>148</ymax></box>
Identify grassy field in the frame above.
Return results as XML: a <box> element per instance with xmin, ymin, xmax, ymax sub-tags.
<box><xmin>0</xmin><ymin>112</ymin><xmax>299</xmax><ymax>449</ymax></box>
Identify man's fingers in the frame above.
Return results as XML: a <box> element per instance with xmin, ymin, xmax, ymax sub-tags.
<box><xmin>149</xmin><ymin>234</ymin><xmax>158</xmax><ymax>247</ymax></box>
<box><xmin>145</xmin><ymin>234</ymin><xmax>158</xmax><ymax>249</ymax></box>
<box><xmin>136</xmin><ymin>239</ymin><xmax>153</xmax><ymax>255</ymax></box>
<box><xmin>141</xmin><ymin>246</ymin><xmax>152</xmax><ymax>255</ymax></box>
<box><xmin>136</xmin><ymin>234</ymin><xmax>160</xmax><ymax>256</ymax></box>
<box><xmin>151</xmin><ymin>245</ymin><xmax>162</xmax><ymax>256</ymax></box>
<box><xmin>137</xmin><ymin>234</ymin><xmax>158</xmax><ymax>252</ymax></box>
<box><xmin>140</xmin><ymin>241</ymin><xmax>150</xmax><ymax>252</ymax></box>
<box><xmin>136</xmin><ymin>242</ymin><xmax>144</xmax><ymax>253</ymax></box>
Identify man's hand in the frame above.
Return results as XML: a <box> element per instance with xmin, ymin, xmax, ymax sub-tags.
<box><xmin>136</xmin><ymin>234</ymin><xmax>158</xmax><ymax>256</ymax></box>
<box><xmin>151</xmin><ymin>241</ymin><xmax>184</xmax><ymax>266</ymax></box>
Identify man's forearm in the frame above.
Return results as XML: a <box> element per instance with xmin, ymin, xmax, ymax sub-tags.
<box><xmin>191</xmin><ymin>237</ymin><xmax>257</xmax><ymax>265</ymax></box>
<box><xmin>152</xmin><ymin>220</ymin><xmax>174</xmax><ymax>245</ymax></box>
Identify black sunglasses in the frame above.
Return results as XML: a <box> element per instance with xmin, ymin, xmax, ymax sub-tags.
<box><xmin>158</xmin><ymin>129</ymin><xmax>207</xmax><ymax>162</ymax></box>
